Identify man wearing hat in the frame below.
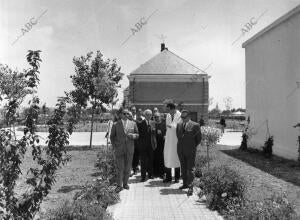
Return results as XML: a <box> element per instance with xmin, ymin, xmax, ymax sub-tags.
<box><xmin>110</xmin><ymin>108</ymin><xmax>139</xmax><ymax>192</ymax></box>
<box><xmin>176</xmin><ymin>109</ymin><xmax>202</xmax><ymax>196</ymax></box>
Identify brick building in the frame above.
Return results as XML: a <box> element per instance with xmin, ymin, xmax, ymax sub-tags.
<box><xmin>126</xmin><ymin>43</ymin><xmax>209</xmax><ymax>122</ymax></box>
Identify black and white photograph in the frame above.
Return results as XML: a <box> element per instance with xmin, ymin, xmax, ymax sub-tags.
<box><xmin>0</xmin><ymin>0</ymin><xmax>300</xmax><ymax>219</ymax></box>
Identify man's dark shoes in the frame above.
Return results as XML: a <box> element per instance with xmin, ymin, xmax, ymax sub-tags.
<box><xmin>187</xmin><ymin>187</ymin><xmax>193</xmax><ymax>196</ymax></box>
<box><xmin>140</xmin><ymin>178</ymin><xmax>146</xmax><ymax>182</ymax></box>
<box><xmin>115</xmin><ymin>186</ymin><xmax>123</xmax><ymax>193</ymax></box>
<box><xmin>148</xmin><ymin>175</ymin><xmax>153</xmax><ymax>179</ymax></box>
<box><xmin>123</xmin><ymin>184</ymin><xmax>129</xmax><ymax>190</ymax></box>
<box><xmin>158</xmin><ymin>175</ymin><xmax>164</xmax><ymax>179</ymax></box>
<box><xmin>174</xmin><ymin>179</ymin><xmax>179</xmax><ymax>183</ymax></box>
<box><xmin>179</xmin><ymin>185</ymin><xmax>189</xmax><ymax>190</ymax></box>
<box><xmin>163</xmin><ymin>178</ymin><xmax>171</xmax><ymax>183</ymax></box>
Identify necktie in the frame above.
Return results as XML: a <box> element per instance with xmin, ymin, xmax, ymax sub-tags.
<box><xmin>183</xmin><ymin>122</ymin><xmax>186</xmax><ymax>132</ymax></box>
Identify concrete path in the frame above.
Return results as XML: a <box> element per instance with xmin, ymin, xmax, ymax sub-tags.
<box><xmin>107</xmin><ymin>130</ymin><xmax>241</xmax><ymax>220</ymax></box>
<box><xmin>108</xmin><ymin>175</ymin><xmax>223</xmax><ymax>220</ymax></box>
<box><xmin>14</xmin><ymin>130</ymin><xmax>107</xmax><ymax>146</ymax></box>
<box><xmin>218</xmin><ymin>130</ymin><xmax>242</xmax><ymax>146</ymax></box>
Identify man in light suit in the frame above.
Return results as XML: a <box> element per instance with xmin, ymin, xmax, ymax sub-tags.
<box><xmin>176</xmin><ymin>109</ymin><xmax>202</xmax><ymax>196</ymax></box>
<box><xmin>110</xmin><ymin>108</ymin><xmax>139</xmax><ymax>192</ymax></box>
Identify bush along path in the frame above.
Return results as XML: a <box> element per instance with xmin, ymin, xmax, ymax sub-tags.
<box><xmin>192</xmin><ymin>143</ymin><xmax>300</xmax><ymax>219</ymax></box>
<box><xmin>192</xmin><ymin>127</ymin><xmax>299</xmax><ymax>220</ymax></box>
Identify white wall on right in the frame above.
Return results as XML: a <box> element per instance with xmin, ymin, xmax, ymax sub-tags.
<box><xmin>245</xmin><ymin>12</ymin><xmax>300</xmax><ymax>160</ymax></box>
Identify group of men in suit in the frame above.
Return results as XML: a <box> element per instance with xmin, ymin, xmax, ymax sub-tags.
<box><xmin>109</xmin><ymin>104</ymin><xmax>202</xmax><ymax>196</ymax></box>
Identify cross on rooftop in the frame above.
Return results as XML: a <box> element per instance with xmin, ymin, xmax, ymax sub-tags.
<box><xmin>157</xmin><ymin>34</ymin><xmax>167</xmax><ymax>43</ymax></box>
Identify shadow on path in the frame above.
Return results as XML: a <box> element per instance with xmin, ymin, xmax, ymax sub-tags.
<box><xmin>90</xmin><ymin>171</ymin><xmax>102</xmax><ymax>177</ymax></box>
<box><xmin>145</xmin><ymin>179</ymin><xmax>172</xmax><ymax>188</ymax></box>
<box><xmin>128</xmin><ymin>175</ymin><xmax>141</xmax><ymax>184</ymax></box>
<box><xmin>160</xmin><ymin>188</ymin><xmax>187</xmax><ymax>195</ymax></box>
<box><xmin>57</xmin><ymin>185</ymin><xmax>84</xmax><ymax>193</ymax></box>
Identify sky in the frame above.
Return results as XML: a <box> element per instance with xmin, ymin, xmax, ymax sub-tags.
<box><xmin>1</xmin><ymin>0</ymin><xmax>299</xmax><ymax>110</ymax></box>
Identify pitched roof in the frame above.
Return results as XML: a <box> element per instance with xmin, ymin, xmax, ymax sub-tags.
<box><xmin>130</xmin><ymin>49</ymin><xmax>206</xmax><ymax>75</ymax></box>
<box><xmin>242</xmin><ymin>4</ymin><xmax>300</xmax><ymax>48</ymax></box>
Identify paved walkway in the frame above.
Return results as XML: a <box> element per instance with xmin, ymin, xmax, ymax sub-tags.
<box><xmin>107</xmin><ymin>131</ymin><xmax>241</xmax><ymax>220</ymax></box>
<box><xmin>108</xmin><ymin>175</ymin><xmax>223</xmax><ymax>220</ymax></box>
<box><xmin>218</xmin><ymin>130</ymin><xmax>242</xmax><ymax>146</ymax></box>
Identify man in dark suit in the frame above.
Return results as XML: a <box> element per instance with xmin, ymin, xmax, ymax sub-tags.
<box><xmin>176</xmin><ymin>109</ymin><xmax>202</xmax><ymax>196</ymax></box>
<box><xmin>110</xmin><ymin>108</ymin><xmax>139</xmax><ymax>192</ymax></box>
<box><xmin>138</xmin><ymin>109</ymin><xmax>157</xmax><ymax>182</ymax></box>
<box><xmin>130</xmin><ymin>106</ymin><xmax>140</xmax><ymax>175</ymax></box>
<box><xmin>153</xmin><ymin>112</ymin><xmax>166</xmax><ymax>178</ymax></box>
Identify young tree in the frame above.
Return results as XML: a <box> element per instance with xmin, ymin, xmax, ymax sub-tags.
<box><xmin>0</xmin><ymin>50</ymin><xmax>77</xmax><ymax>219</ymax></box>
<box><xmin>68</xmin><ymin>51</ymin><xmax>123</xmax><ymax>148</ymax></box>
<box><xmin>223</xmin><ymin>96</ymin><xmax>233</xmax><ymax>111</ymax></box>
<box><xmin>0</xmin><ymin>64</ymin><xmax>34</xmax><ymax>129</ymax></box>
<box><xmin>41</xmin><ymin>102</ymin><xmax>49</xmax><ymax>124</ymax></box>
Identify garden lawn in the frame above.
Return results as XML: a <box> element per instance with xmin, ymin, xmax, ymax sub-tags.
<box><xmin>202</xmin><ymin>144</ymin><xmax>300</xmax><ymax>215</ymax></box>
<box><xmin>15</xmin><ymin>145</ymin><xmax>103</xmax><ymax>219</ymax></box>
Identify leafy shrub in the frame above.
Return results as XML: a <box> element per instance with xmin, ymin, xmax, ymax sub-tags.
<box><xmin>194</xmin><ymin>151</ymin><xmax>213</xmax><ymax>178</ymax></box>
<box><xmin>227</xmin><ymin>193</ymin><xmax>299</xmax><ymax>220</ymax></box>
<box><xmin>200</xmin><ymin>126</ymin><xmax>222</xmax><ymax>169</ymax></box>
<box><xmin>197</xmin><ymin>165</ymin><xmax>246</xmax><ymax>214</ymax></box>
<box><xmin>45</xmin><ymin>200</ymin><xmax>114</xmax><ymax>220</ymax></box>
<box><xmin>226</xmin><ymin>120</ymin><xmax>241</xmax><ymax>131</ymax></box>
<box><xmin>240</xmin><ymin>132</ymin><xmax>248</xmax><ymax>151</ymax></box>
<box><xmin>201</xmin><ymin>126</ymin><xmax>222</xmax><ymax>147</ymax></box>
<box><xmin>95</xmin><ymin>147</ymin><xmax>117</xmax><ymax>183</ymax></box>
<box><xmin>74</xmin><ymin>179</ymin><xmax>119</xmax><ymax>209</ymax></box>
<box><xmin>263</xmin><ymin>136</ymin><xmax>273</xmax><ymax>158</ymax></box>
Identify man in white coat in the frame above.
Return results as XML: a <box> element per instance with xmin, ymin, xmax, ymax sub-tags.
<box><xmin>163</xmin><ymin>102</ymin><xmax>181</xmax><ymax>183</ymax></box>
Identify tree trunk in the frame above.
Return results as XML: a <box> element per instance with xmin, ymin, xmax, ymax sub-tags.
<box><xmin>89</xmin><ymin>107</ymin><xmax>95</xmax><ymax>148</ymax></box>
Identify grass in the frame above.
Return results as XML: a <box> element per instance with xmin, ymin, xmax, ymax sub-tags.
<box><xmin>197</xmin><ymin>144</ymin><xmax>300</xmax><ymax>215</ymax></box>
<box><xmin>221</xmin><ymin>148</ymin><xmax>300</xmax><ymax>187</ymax></box>
<box><xmin>208</xmin><ymin>119</ymin><xmax>246</xmax><ymax>132</ymax></box>
<box><xmin>16</xmin><ymin>145</ymin><xmax>104</xmax><ymax>216</ymax></box>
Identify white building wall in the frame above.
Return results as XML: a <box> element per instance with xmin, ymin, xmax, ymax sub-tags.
<box><xmin>245</xmin><ymin>12</ymin><xmax>300</xmax><ymax>160</ymax></box>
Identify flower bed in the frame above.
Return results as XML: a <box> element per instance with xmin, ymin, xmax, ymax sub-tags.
<box><xmin>228</xmin><ymin>193</ymin><xmax>298</xmax><ymax>220</ymax></box>
<box><xmin>195</xmin><ymin>165</ymin><xmax>247</xmax><ymax>215</ymax></box>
